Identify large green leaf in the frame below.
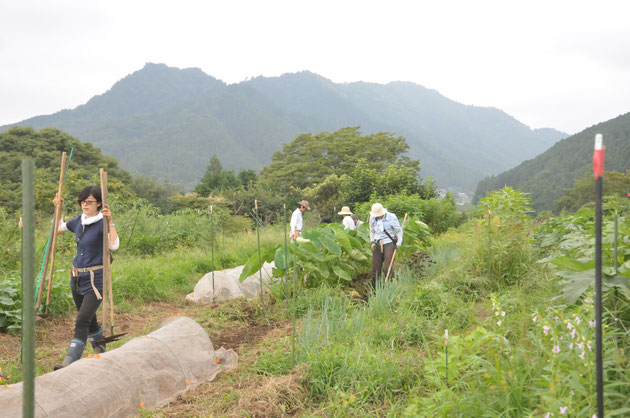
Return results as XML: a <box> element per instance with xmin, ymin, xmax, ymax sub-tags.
<box><xmin>607</xmin><ymin>275</ymin><xmax>630</xmax><ymax>300</ymax></box>
<box><xmin>551</xmin><ymin>256</ymin><xmax>595</xmax><ymax>271</ymax></box>
<box><xmin>333</xmin><ymin>227</ymin><xmax>353</xmax><ymax>253</ymax></box>
<box><xmin>332</xmin><ymin>265</ymin><xmax>352</xmax><ymax>281</ymax></box>
<box><xmin>239</xmin><ymin>246</ymin><xmax>277</xmax><ymax>282</ymax></box>
<box><xmin>558</xmin><ymin>269</ymin><xmax>594</xmax><ymax>304</ymax></box>
<box><xmin>319</xmin><ymin>232</ymin><xmax>342</xmax><ymax>257</ymax></box>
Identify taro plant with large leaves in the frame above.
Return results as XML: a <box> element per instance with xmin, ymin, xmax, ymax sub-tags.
<box><xmin>535</xmin><ymin>204</ymin><xmax>630</xmax><ymax>304</ymax></box>
<box><xmin>239</xmin><ymin>219</ymin><xmax>431</xmax><ymax>288</ymax></box>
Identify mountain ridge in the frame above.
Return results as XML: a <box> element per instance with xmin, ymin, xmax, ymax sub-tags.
<box><xmin>1</xmin><ymin>62</ymin><xmax>567</xmax><ymax>191</ymax></box>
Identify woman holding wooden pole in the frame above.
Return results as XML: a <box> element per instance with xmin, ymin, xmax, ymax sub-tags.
<box><xmin>52</xmin><ymin>185</ymin><xmax>119</xmax><ymax>370</ymax></box>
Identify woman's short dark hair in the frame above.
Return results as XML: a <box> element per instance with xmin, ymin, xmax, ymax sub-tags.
<box><xmin>77</xmin><ymin>186</ymin><xmax>102</xmax><ymax>209</ymax></box>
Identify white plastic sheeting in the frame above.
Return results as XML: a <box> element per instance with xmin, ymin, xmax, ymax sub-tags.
<box><xmin>0</xmin><ymin>316</ymin><xmax>237</xmax><ymax>417</ymax></box>
<box><xmin>186</xmin><ymin>262</ymin><xmax>277</xmax><ymax>303</ymax></box>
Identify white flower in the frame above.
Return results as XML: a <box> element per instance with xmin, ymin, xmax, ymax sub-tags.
<box><xmin>577</xmin><ymin>342</ymin><xmax>585</xmax><ymax>350</ymax></box>
<box><xmin>554</xmin><ymin>316</ymin><xmax>560</xmax><ymax>322</ymax></box>
<box><xmin>571</xmin><ymin>328</ymin><xmax>577</xmax><ymax>339</ymax></box>
<box><xmin>501</xmin><ymin>311</ymin><xmax>506</xmax><ymax>317</ymax></box>
<box><xmin>543</xmin><ymin>326</ymin><xmax>551</xmax><ymax>335</ymax></box>
<box><xmin>560</xmin><ymin>406</ymin><xmax>568</xmax><ymax>414</ymax></box>
<box><xmin>587</xmin><ymin>342</ymin><xmax>592</xmax><ymax>352</ymax></box>
<box><xmin>552</xmin><ymin>345</ymin><xmax>560</xmax><ymax>354</ymax></box>
<box><xmin>532</xmin><ymin>314</ymin><xmax>538</xmax><ymax>323</ymax></box>
<box><xmin>567</xmin><ymin>322</ymin><xmax>574</xmax><ymax>330</ymax></box>
<box><xmin>544</xmin><ymin>413</ymin><xmax>551</xmax><ymax>418</ymax></box>
<box><xmin>589</xmin><ymin>320</ymin><xmax>596</xmax><ymax>329</ymax></box>
<box><xmin>574</xmin><ymin>316</ymin><xmax>581</xmax><ymax>325</ymax></box>
<box><xmin>580</xmin><ymin>350</ymin><xmax>586</xmax><ymax>360</ymax></box>
<box><xmin>585</xmin><ymin>297</ymin><xmax>593</xmax><ymax>304</ymax></box>
<box><xmin>569</xmin><ymin>343</ymin><xmax>573</xmax><ymax>350</ymax></box>
<box><xmin>497</xmin><ymin>320</ymin><xmax>502</xmax><ymax>327</ymax></box>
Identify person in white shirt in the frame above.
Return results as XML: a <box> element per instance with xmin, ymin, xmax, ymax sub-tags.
<box><xmin>290</xmin><ymin>200</ymin><xmax>310</xmax><ymax>240</ymax></box>
<box><xmin>338</xmin><ymin>206</ymin><xmax>354</xmax><ymax>230</ymax></box>
<box><xmin>352</xmin><ymin>214</ymin><xmax>364</xmax><ymax>230</ymax></box>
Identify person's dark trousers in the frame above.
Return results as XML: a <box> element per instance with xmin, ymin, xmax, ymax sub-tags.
<box><xmin>371</xmin><ymin>242</ymin><xmax>396</xmax><ymax>289</ymax></box>
<box><xmin>71</xmin><ymin>278</ymin><xmax>102</xmax><ymax>342</ymax></box>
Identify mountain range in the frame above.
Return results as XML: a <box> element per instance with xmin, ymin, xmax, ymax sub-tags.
<box><xmin>1</xmin><ymin>63</ymin><xmax>567</xmax><ymax>191</ymax></box>
<box><xmin>474</xmin><ymin>112</ymin><xmax>630</xmax><ymax>212</ymax></box>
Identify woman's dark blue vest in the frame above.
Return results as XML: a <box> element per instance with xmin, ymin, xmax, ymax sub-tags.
<box><xmin>66</xmin><ymin>216</ymin><xmax>105</xmax><ymax>295</ymax></box>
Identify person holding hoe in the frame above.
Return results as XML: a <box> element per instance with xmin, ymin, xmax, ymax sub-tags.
<box><xmin>369</xmin><ymin>202</ymin><xmax>402</xmax><ymax>288</ymax></box>
<box><xmin>290</xmin><ymin>200</ymin><xmax>310</xmax><ymax>240</ymax></box>
<box><xmin>52</xmin><ymin>186</ymin><xmax>119</xmax><ymax>370</ymax></box>
<box><xmin>338</xmin><ymin>206</ymin><xmax>354</xmax><ymax>230</ymax></box>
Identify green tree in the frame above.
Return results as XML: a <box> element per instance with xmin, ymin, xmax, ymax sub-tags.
<box><xmin>259</xmin><ymin>127</ymin><xmax>419</xmax><ymax>194</ymax></box>
<box><xmin>556</xmin><ymin>170</ymin><xmax>630</xmax><ymax>212</ymax></box>
<box><xmin>0</xmin><ymin>127</ymin><xmax>132</xmax><ymax>214</ymax></box>
<box><xmin>237</xmin><ymin>169</ymin><xmax>258</xmax><ymax>190</ymax></box>
<box><xmin>194</xmin><ymin>155</ymin><xmax>241</xmax><ymax>196</ymax></box>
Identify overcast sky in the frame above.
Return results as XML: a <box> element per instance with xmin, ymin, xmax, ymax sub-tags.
<box><xmin>1</xmin><ymin>0</ymin><xmax>629</xmax><ymax>135</ymax></box>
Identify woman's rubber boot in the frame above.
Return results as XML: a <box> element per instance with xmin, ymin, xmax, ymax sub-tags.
<box><xmin>89</xmin><ymin>329</ymin><xmax>107</xmax><ymax>354</ymax></box>
<box><xmin>54</xmin><ymin>339</ymin><xmax>86</xmax><ymax>370</ymax></box>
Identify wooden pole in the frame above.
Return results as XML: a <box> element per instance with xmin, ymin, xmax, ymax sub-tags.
<box><xmin>100</xmin><ymin>169</ymin><xmax>114</xmax><ymax>334</ymax></box>
<box><xmin>384</xmin><ymin>213</ymin><xmax>408</xmax><ymax>282</ymax></box>
<box><xmin>43</xmin><ymin>152</ymin><xmax>68</xmax><ymax>312</ymax></box>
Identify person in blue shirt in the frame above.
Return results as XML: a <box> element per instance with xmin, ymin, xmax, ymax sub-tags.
<box><xmin>52</xmin><ymin>186</ymin><xmax>119</xmax><ymax>370</ymax></box>
<box><xmin>368</xmin><ymin>203</ymin><xmax>402</xmax><ymax>288</ymax></box>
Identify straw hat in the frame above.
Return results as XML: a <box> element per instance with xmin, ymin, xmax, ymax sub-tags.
<box><xmin>338</xmin><ymin>206</ymin><xmax>353</xmax><ymax>216</ymax></box>
<box><xmin>298</xmin><ymin>200</ymin><xmax>310</xmax><ymax>210</ymax></box>
<box><xmin>370</xmin><ymin>203</ymin><xmax>386</xmax><ymax>218</ymax></box>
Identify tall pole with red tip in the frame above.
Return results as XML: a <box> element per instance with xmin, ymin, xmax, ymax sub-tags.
<box><xmin>593</xmin><ymin>133</ymin><xmax>604</xmax><ymax>418</ymax></box>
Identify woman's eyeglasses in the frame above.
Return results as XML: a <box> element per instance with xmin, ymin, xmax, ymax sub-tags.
<box><xmin>81</xmin><ymin>200</ymin><xmax>98</xmax><ymax>206</ymax></box>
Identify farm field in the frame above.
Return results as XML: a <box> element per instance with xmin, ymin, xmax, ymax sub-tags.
<box><xmin>2</xmin><ymin>188</ymin><xmax>630</xmax><ymax>417</ymax></box>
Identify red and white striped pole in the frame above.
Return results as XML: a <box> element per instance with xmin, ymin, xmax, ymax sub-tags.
<box><xmin>593</xmin><ymin>133</ymin><xmax>604</xmax><ymax>418</ymax></box>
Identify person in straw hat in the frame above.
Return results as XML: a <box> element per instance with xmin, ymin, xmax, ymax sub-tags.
<box><xmin>369</xmin><ymin>202</ymin><xmax>402</xmax><ymax>288</ymax></box>
<box><xmin>290</xmin><ymin>200</ymin><xmax>310</xmax><ymax>240</ymax></box>
<box><xmin>338</xmin><ymin>206</ymin><xmax>354</xmax><ymax>230</ymax></box>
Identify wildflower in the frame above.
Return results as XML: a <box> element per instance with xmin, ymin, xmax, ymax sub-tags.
<box><xmin>587</xmin><ymin>342</ymin><xmax>592</xmax><ymax>351</ymax></box>
<box><xmin>574</xmin><ymin>316</ymin><xmax>581</xmax><ymax>325</ymax></box>
<box><xmin>532</xmin><ymin>314</ymin><xmax>538</xmax><ymax>323</ymax></box>
<box><xmin>589</xmin><ymin>320</ymin><xmax>596</xmax><ymax>328</ymax></box>
<box><xmin>560</xmin><ymin>406</ymin><xmax>568</xmax><ymax>414</ymax></box>
<box><xmin>567</xmin><ymin>322</ymin><xmax>574</xmax><ymax>330</ymax></box>
<box><xmin>569</xmin><ymin>342</ymin><xmax>573</xmax><ymax>350</ymax></box>
<box><xmin>497</xmin><ymin>320</ymin><xmax>502</xmax><ymax>327</ymax></box>
<box><xmin>585</xmin><ymin>297</ymin><xmax>593</xmax><ymax>304</ymax></box>
<box><xmin>501</xmin><ymin>311</ymin><xmax>506</xmax><ymax>317</ymax></box>
<box><xmin>559</xmin><ymin>335</ymin><xmax>564</xmax><ymax>341</ymax></box>
<box><xmin>544</xmin><ymin>413</ymin><xmax>551</xmax><ymax>418</ymax></box>
<box><xmin>543</xmin><ymin>326</ymin><xmax>551</xmax><ymax>335</ymax></box>
<box><xmin>554</xmin><ymin>316</ymin><xmax>559</xmax><ymax>322</ymax></box>
<box><xmin>571</xmin><ymin>328</ymin><xmax>576</xmax><ymax>339</ymax></box>
<box><xmin>571</xmin><ymin>391</ymin><xmax>574</xmax><ymax>395</ymax></box>
<box><xmin>577</xmin><ymin>342</ymin><xmax>585</xmax><ymax>350</ymax></box>
<box><xmin>552</xmin><ymin>345</ymin><xmax>560</xmax><ymax>354</ymax></box>
<box><xmin>580</xmin><ymin>350</ymin><xmax>586</xmax><ymax>360</ymax></box>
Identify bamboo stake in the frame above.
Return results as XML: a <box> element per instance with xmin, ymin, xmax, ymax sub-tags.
<box><xmin>43</xmin><ymin>152</ymin><xmax>68</xmax><ymax>312</ymax></box>
<box><xmin>100</xmin><ymin>169</ymin><xmax>114</xmax><ymax>335</ymax></box>
<box><xmin>384</xmin><ymin>213</ymin><xmax>408</xmax><ymax>282</ymax></box>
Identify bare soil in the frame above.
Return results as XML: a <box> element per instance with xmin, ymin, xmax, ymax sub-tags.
<box><xmin>0</xmin><ymin>298</ymin><xmax>304</xmax><ymax>417</ymax></box>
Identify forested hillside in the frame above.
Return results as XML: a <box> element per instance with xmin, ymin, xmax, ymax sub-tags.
<box><xmin>1</xmin><ymin>63</ymin><xmax>565</xmax><ymax>192</ymax></box>
<box><xmin>0</xmin><ymin>127</ymin><xmax>132</xmax><ymax>213</ymax></box>
<box><xmin>474</xmin><ymin>112</ymin><xmax>630</xmax><ymax>212</ymax></box>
